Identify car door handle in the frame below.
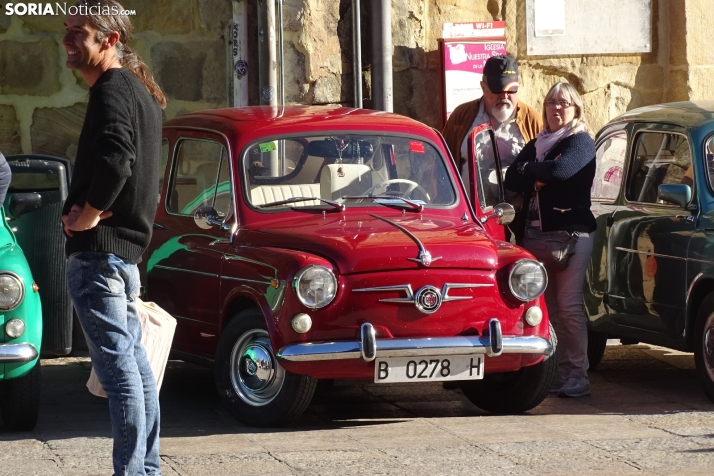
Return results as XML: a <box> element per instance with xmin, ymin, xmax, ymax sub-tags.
<box><xmin>153</xmin><ymin>223</ymin><xmax>166</xmax><ymax>230</ymax></box>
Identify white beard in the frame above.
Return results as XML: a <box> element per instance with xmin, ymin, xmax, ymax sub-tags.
<box><xmin>491</xmin><ymin>101</ymin><xmax>514</xmax><ymax>123</ymax></box>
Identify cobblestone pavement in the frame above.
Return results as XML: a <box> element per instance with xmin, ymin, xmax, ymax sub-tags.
<box><xmin>1</xmin><ymin>343</ymin><xmax>713</xmax><ymax>475</ymax></box>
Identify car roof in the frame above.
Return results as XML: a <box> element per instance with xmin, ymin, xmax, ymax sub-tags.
<box><xmin>163</xmin><ymin>105</ymin><xmax>438</xmax><ymax>137</ymax></box>
<box><xmin>608</xmin><ymin>101</ymin><xmax>714</xmax><ymax>129</ymax></box>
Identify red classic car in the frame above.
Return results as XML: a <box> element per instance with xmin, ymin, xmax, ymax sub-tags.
<box><xmin>144</xmin><ymin>106</ymin><xmax>555</xmax><ymax>426</ymax></box>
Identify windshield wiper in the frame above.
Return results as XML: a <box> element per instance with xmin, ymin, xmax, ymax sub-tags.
<box><xmin>341</xmin><ymin>195</ymin><xmax>424</xmax><ymax>212</ymax></box>
<box><xmin>259</xmin><ymin>196</ymin><xmax>345</xmax><ymax>211</ymax></box>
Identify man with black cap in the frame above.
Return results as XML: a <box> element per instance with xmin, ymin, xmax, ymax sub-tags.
<box><xmin>443</xmin><ymin>54</ymin><xmax>542</xmax><ymax>208</ymax></box>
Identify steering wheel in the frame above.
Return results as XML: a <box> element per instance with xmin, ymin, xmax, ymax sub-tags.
<box><xmin>363</xmin><ymin>179</ymin><xmax>430</xmax><ymax>201</ymax></box>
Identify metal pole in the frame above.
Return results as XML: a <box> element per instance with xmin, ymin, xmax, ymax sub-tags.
<box><xmin>352</xmin><ymin>0</ymin><xmax>363</xmax><ymax>108</ymax></box>
<box><xmin>370</xmin><ymin>0</ymin><xmax>392</xmax><ymax>112</ymax></box>
<box><xmin>277</xmin><ymin>0</ymin><xmax>285</xmax><ymax>107</ymax></box>
<box><xmin>258</xmin><ymin>0</ymin><xmax>278</xmax><ymax>107</ymax></box>
<box><xmin>231</xmin><ymin>0</ymin><xmax>249</xmax><ymax>107</ymax></box>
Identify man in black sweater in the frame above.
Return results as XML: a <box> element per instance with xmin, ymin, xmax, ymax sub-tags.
<box><xmin>61</xmin><ymin>2</ymin><xmax>166</xmax><ymax>474</ymax></box>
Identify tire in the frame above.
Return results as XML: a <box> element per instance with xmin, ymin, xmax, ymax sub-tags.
<box><xmin>693</xmin><ymin>293</ymin><xmax>714</xmax><ymax>402</ymax></box>
<box><xmin>460</xmin><ymin>324</ymin><xmax>558</xmax><ymax>414</ymax></box>
<box><xmin>587</xmin><ymin>329</ymin><xmax>608</xmax><ymax>370</ymax></box>
<box><xmin>214</xmin><ymin>309</ymin><xmax>316</xmax><ymax>427</ymax></box>
<box><xmin>1</xmin><ymin>363</ymin><xmax>41</xmax><ymax>431</ymax></box>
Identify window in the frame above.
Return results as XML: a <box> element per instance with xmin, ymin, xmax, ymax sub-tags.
<box><xmin>591</xmin><ymin>132</ymin><xmax>627</xmax><ymax>201</ymax></box>
<box><xmin>626</xmin><ymin>132</ymin><xmax>691</xmax><ymax>204</ymax></box>
<box><xmin>470</xmin><ymin>128</ymin><xmax>502</xmax><ymax>210</ymax></box>
<box><xmin>244</xmin><ymin>135</ymin><xmax>457</xmax><ymax>210</ymax></box>
<box><xmin>706</xmin><ymin>136</ymin><xmax>714</xmax><ymax>192</ymax></box>
<box><xmin>158</xmin><ymin>138</ymin><xmax>169</xmax><ymax>205</ymax></box>
<box><xmin>168</xmin><ymin>138</ymin><xmax>228</xmax><ymax>215</ymax></box>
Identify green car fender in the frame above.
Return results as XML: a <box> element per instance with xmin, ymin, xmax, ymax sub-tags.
<box><xmin>0</xmin><ymin>206</ymin><xmax>42</xmax><ymax>380</ymax></box>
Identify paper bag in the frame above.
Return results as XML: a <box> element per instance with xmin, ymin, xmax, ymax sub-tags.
<box><xmin>87</xmin><ymin>298</ymin><xmax>177</xmax><ymax>397</ymax></box>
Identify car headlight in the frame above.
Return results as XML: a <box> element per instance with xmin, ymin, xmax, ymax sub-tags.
<box><xmin>508</xmin><ymin>259</ymin><xmax>547</xmax><ymax>302</ymax></box>
<box><xmin>293</xmin><ymin>265</ymin><xmax>337</xmax><ymax>309</ymax></box>
<box><xmin>0</xmin><ymin>273</ymin><xmax>25</xmax><ymax>310</ymax></box>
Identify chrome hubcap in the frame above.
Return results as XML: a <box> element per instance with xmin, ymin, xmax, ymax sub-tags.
<box><xmin>704</xmin><ymin>312</ymin><xmax>714</xmax><ymax>381</ymax></box>
<box><xmin>229</xmin><ymin>329</ymin><xmax>285</xmax><ymax>406</ymax></box>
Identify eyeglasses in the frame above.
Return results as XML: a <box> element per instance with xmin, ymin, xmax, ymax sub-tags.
<box><xmin>545</xmin><ymin>100</ymin><xmax>573</xmax><ymax>109</ymax></box>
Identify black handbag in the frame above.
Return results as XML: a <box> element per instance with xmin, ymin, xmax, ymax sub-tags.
<box><xmin>521</xmin><ymin>192</ymin><xmax>579</xmax><ymax>270</ymax></box>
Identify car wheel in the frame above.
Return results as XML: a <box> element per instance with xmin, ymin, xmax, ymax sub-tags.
<box><xmin>694</xmin><ymin>292</ymin><xmax>714</xmax><ymax>402</ymax></box>
<box><xmin>587</xmin><ymin>329</ymin><xmax>608</xmax><ymax>370</ymax></box>
<box><xmin>460</xmin><ymin>324</ymin><xmax>558</xmax><ymax>414</ymax></box>
<box><xmin>214</xmin><ymin>309</ymin><xmax>316</xmax><ymax>427</ymax></box>
<box><xmin>1</xmin><ymin>363</ymin><xmax>41</xmax><ymax>431</ymax></box>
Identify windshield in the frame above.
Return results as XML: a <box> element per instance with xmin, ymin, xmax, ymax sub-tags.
<box><xmin>243</xmin><ymin>134</ymin><xmax>457</xmax><ymax>210</ymax></box>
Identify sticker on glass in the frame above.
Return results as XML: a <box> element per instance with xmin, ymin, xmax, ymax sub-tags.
<box><xmin>259</xmin><ymin>142</ymin><xmax>277</xmax><ymax>153</ymax></box>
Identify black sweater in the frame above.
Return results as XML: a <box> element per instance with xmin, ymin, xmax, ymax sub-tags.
<box><xmin>504</xmin><ymin>132</ymin><xmax>597</xmax><ymax>240</ymax></box>
<box><xmin>63</xmin><ymin>68</ymin><xmax>162</xmax><ymax>263</ymax></box>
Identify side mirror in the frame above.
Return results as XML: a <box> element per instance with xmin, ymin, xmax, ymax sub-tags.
<box><xmin>479</xmin><ymin>202</ymin><xmax>515</xmax><ymax>226</ymax></box>
<box><xmin>658</xmin><ymin>184</ymin><xmax>691</xmax><ymax>208</ymax></box>
<box><xmin>8</xmin><ymin>193</ymin><xmax>43</xmax><ymax>220</ymax></box>
<box><xmin>194</xmin><ymin>205</ymin><xmax>230</xmax><ymax>231</ymax></box>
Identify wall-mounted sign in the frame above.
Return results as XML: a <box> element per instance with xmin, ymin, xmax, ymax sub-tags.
<box><xmin>526</xmin><ymin>0</ymin><xmax>651</xmax><ymax>55</ymax></box>
<box><xmin>438</xmin><ymin>22</ymin><xmax>507</xmax><ymax>127</ymax></box>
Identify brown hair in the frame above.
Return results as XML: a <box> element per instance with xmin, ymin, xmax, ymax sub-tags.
<box><xmin>76</xmin><ymin>0</ymin><xmax>166</xmax><ymax>109</ymax></box>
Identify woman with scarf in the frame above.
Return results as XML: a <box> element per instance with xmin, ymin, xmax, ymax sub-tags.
<box><xmin>504</xmin><ymin>82</ymin><xmax>597</xmax><ymax>398</ymax></box>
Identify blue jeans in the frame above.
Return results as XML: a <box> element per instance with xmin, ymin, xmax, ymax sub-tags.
<box><xmin>67</xmin><ymin>252</ymin><xmax>161</xmax><ymax>476</ymax></box>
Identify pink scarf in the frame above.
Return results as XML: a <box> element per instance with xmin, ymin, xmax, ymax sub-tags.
<box><xmin>535</xmin><ymin>124</ymin><xmax>584</xmax><ymax>161</ymax></box>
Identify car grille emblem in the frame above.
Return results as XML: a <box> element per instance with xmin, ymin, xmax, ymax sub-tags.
<box><xmin>415</xmin><ymin>286</ymin><xmax>441</xmax><ymax>313</ymax></box>
<box><xmin>355</xmin><ymin>283</ymin><xmax>493</xmax><ymax>314</ymax></box>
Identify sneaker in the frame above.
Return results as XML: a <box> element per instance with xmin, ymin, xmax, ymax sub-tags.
<box><xmin>549</xmin><ymin>375</ymin><xmax>565</xmax><ymax>393</ymax></box>
<box><xmin>558</xmin><ymin>377</ymin><xmax>591</xmax><ymax>398</ymax></box>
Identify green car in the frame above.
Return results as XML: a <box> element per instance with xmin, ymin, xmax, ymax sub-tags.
<box><xmin>585</xmin><ymin>101</ymin><xmax>714</xmax><ymax>401</ymax></box>
<box><xmin>0</xmin><ymin>203</ymin><xmax>42</xmax><ymax>431</ymax></box>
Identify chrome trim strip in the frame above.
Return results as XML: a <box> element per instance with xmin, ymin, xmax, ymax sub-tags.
<box><xmin>614</xmin><ymin>247</ymin><xmax>714</xmax><ymax>265</ymax></box>
<box><xmin>221</xmin><ymin>275</ymin><xmax>272</xmax><ymax>285</ymax></box>
<box><xmin>370</xmin><ymin>214</ymin><xmax>442</xmax><ymax>266</ymax></box>
<box><xmin>442</xmin><ymin>283</ymin><xmax>492</xmax><ymax>302</ymax></box>
<box><xmin>354</xmin><ymin>283</ymin><xmax>490</xmax><ymax>304</ymax></box>
<box><xmin>153</xmin><ymin>265</ymin><xmax>219</xmax><ymax>278</ymax></box>
<box><xmin>0</xmin><ymin>343</ymin><xmax>38</xmax><ymax>363</ymax></box>
<box><xmin>276</xmin><ymin>334</ymin><xmax>553</xmax><ymax>362</ymax></box>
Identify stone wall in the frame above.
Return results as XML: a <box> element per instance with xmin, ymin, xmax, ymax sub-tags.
<box><xmin>0</xmin><ymin>0</ymin><xmax>231</xmax><ymax>160</ymax></box>
<box><xmin>1</xmin><ymin>0</ymin><xmax>712</xmax><ymax>161</ymax></box>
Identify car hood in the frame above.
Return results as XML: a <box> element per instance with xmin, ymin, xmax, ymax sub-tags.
<box><xmin>242</xmin><ymin>212</ymin><xmax>499</xmax><ymax>274</ymax></box>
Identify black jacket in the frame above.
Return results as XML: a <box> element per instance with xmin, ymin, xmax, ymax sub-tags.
<box><xmin>504</xmin><ymin>132</ymin><xmax>597</xmax><ymax>241</ymax></box>
<box><xmin>62</xmin><ymin>68</ymin><xmax>162</xmax><ymax>263</ymax></box>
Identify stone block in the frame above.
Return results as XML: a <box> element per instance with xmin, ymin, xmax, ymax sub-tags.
<box><xmin>203</xmin><ymin>40</ymin><xmax>228</xmax><ymax>104</ymax></box>
<box><xmin>284</xmin><ymin>41</ymin><xmax>309</xmax><ymax>104</ymax></box>
<box><xmin>0</xmin><ymin>105</ymin><xmax>22</xmax><ymax>155</ymax></box>
<box><xmin>688</xmin><ymin>67</ymin><xmax>714</xmax><ymax>101</ymax></box>
<box><xmin>0</xmin><ymin>11</ymin><xmax>11</xmax><ymax>33</ymax></box>
<box><xmin>685</xmin><ymin>0</ymin><xmax>714</xmax><ymax>66</ymax></box>
<box><xmin>0</xmin><ymin>39</ymin><xmax>61</xmax><ymax>96</ymax></box>
<box><xmin>30</xmin><ymin>103</ymin><xmax>87</xmax><ymax>161</ymax></box>
<box><xmin>20</xmin><ymin>11</ymin><xmax>66</xmax><ymax>34</ymax></box>
<box><xmin>394</xmin><ymin>69</ymin><xmax>440</xmax><ymax>129</ymax></box>
<box><xmin>198</xmin><ymin>0</ymin><xmax>232</xmax><ymax>35</ymax></box>
<box><xmin>666</xmin><ymin>68</ymin><xmax>690</xmax><ymax>102</ymax></box>
<box><xmin>131</xmin><ymin>0</ymin><xmax>193</xmax><ymax>35</ymax></box>
<box><xmin>668</xmin><ymin>0</ymin><xmax>687</xmax><ymax>67</ymax></box>
<box><xmin>312</xmin><ymin>74</ymin><xmax>342</xmax><ymax>104</ymax></box>
<box><xmin>152</xmin><ymin>41</ymin><xmax>209</xmax><ymax>102</ymax></box>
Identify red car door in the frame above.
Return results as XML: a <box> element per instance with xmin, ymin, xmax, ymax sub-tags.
<box><xmin>466</xmin><ymin>123</ymin><xmax>508</xmax><ymax>241</ymax></box>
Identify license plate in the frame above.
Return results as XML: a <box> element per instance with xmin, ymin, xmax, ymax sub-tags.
<box><xmin>373</xmin><ymin>355</ymin><xmax>484</xmax><ymax>383</ymax></box>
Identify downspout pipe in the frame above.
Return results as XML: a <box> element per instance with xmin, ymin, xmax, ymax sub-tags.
<box><xmin>370</xmin><ymin>0</ymin><xmax>392</xmax><ymax>112</ymax></box>
<box><xmin>258</xmin><ymin>0</ymin><xmax>278</xmax><ymax>106</ymax></box>
<box><xmin>352</xmin><ymin>0</ymin><xmax>363</xmax><ymax>108</ymax></box>
<box><xmin>277</xmin><ymin>0</ymin><xmax>285</xmax><ymax>107</ymax></box>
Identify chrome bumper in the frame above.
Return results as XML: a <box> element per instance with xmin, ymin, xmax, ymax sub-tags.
<box><xmin>276</xmin><ymin>319</ymin><xmax>553</xmax><ymax>363</ymax></box>
<box><xmin>0</xmin><ymin>343</ymin><xmax>39</xmax><ymax>363</ymax></box>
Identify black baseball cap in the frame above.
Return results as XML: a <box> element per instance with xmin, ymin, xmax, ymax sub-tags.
<box><xmin>483</xmin><ymin>55</ymin><xmax>519</xmax><ymax>94</ymax></box>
